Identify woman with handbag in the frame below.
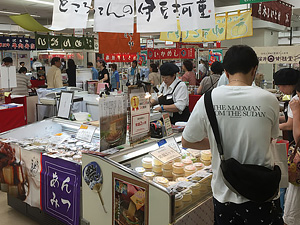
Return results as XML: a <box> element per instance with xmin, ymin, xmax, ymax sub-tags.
<box><xmin>283</xmin><ymin>81</ymin><xmax>300</xmax><ymax>225</ymax></box>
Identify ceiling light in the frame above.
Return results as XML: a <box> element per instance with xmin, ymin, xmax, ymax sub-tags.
<box><xmin>25</xmin><ymin>0</ymin><xmax>54</xmax><ymax>6</ymax></box>
<box><xmin>0</xmin><ymin>10</ymin><xmax>40</xmax><ymax>18</ymax></box>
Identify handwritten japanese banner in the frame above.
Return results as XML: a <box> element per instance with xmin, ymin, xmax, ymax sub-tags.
<box><xmin>83</xmin><ymin>37</ymin><xmax>94</xmax><ymax>50</ymax></box>
<box><xmin>226</xmin><ymin>10</ymin><xmax>253</xmax><ymax>40</ymax></box>
<box><xmin>252</xmin><ymin>1</ymin><xmax>292</xmax><ymax>27</ymax></box>
<box><xmin>147</xmin><ymin>48</ymin><xmax>195</xmax><ymax>59</ymax></box>
<box><xmin>103</xmin><ymin>53</ymin><xmax>137</xmax><ymax>62</ymax></box>
<box><xmin>51</xmin><ymin>0</ymin><xmax>92</xmax><ymax>30</ymax></box>
<box><xmin>136</xmin><ymin>0</ymin><xmax>177</xmax><ymax>33</ymax></box>
<box><xmin>61</xmin><ymin>36</ymin><xmax>74</xmax><ymax>49</ymax></box>
<box><xmin>94</xmin><ymin>0</ymin><xmax>134</xmax><ymax>33</ymax></box>
<box><xmin>160</xmin><ymin>20</ymin><xmax>181</xmax><ymax>42</ymax></box>
<box><xmin>253</xmin><ymin>46</ymin><xmax>300</xmax><ymax>64</ymax></box>
<box><xmin>41</xmin><ymin>155</ymin><xmax>81</xmax><ymax>225</ymax></box>
<box><xmin>182</xmin><ymin>29</ymin><xmax>203</xmax><ymax>42</ymax></box>
<box><xmin>178</xmin><ymin>0</ymin><xmax>215</xmax><ymax>31</ymax></box>
<box><xmin>0</xmin><ymin>36</ymin><xmax>35</xmax><ymax>50</ymax></box>
<box><xmin>35</xmin><ymin>34</ymin><xmax>49</xmax><ymax>50</ymax></box>
<box><xmin>49</xmin><ymin>35</ymin><xmax>62</xmax><ymax>49</ymax></box>
<box><xmin>202</xmin><ymin>15</ymin><xmax>226</xmax><ymax>42</ymax></box>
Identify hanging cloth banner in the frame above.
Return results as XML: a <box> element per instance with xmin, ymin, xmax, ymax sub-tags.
<box><xmin>83</xmin><ymin>37</ymin><xmax>94</xmax><ymax>50</ymax></box>
<box><xmin>61</xmin><ymin>36</ymin><xmax>75</xmax><ymax>49</ymax></box>
<box><xmin>9</xmin><ymin>14</ymin><xmax>51</xmax><ymax>32</ymax></box>
<box><xmin>49</xmin><ymin>35</ymin><xmax>62</xmax><ymax>49</ymax></box>
<box><xmin>51</xmin><ymin>0</ymin><xmax>92</xmax><ymax>30</ymax></box>
<box><xmin>104</xmin><ymin>53</ymin><xmax>137</xmax><ymax>62</ymax></box>
<box><xmin>226</xmin><ymin>10</ymin><xmax>253</xmax><ymax>40</ymax></box>
<box><xmin>182</xmin><ymin>29</ymin><xmax>203</xmax><ymax>42</ymax></box>
<box><xmin>35</xmin><ymin>33</ymin><xmax>49</xmax><ymax>50</ymax></box>
<box><xmin>148</xmin><ymin>48</ymin><xmax>195</xmax><ymax>59</ymax></box>
<box><xmin>202</xmin><ymin>15</ymin><xmax>227</xmax><ymax>42</ymax></box>
<box><xmin>136</xmin><ymin>0</ymin><xmax>177</xmax><ymax>33</ymax></box>
<box><xmin>98</xmin><ymin>24</ymin><xmax>140</xmax><ymax>54</ymax></box>
<box><xmin>159</xmin><ymin>20</ymin><xmax>181</xmax><ymax>42</ymax></box>
<box><xmin>94</xmin><ymin>0</ymin><xmax>134</xmax><ymax>33</ymax></box>
<box><xmin>73</xmin><ymin>37</ymin><xmax>84</xmax><ymax>49</ymax></box>
<box><xmin>252</xmin><ymin>1</ymin><xmax>292</xmax><ymax>27</ymax></box>
<box><xmin>178</xmin><ymin>0</ymin><xmax>215</xmax><ymax>31</ymax></box>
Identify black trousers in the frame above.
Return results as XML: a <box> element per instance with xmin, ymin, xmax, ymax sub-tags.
<box><xmin>213</xmin><ymin>198</ymin><xmax>283</xmax><ymax>225</ymax></box>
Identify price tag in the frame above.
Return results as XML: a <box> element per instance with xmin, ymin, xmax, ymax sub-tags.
<box><xmin>76</xmin><ymin>125</ymin><xmax>96</xmax><ymax>143</ymax></box>
<box><xmin>150</xmin><ymin>145</ymin><xmax>181</xmax><ymax>164</ymax></box>
<box><xmin>162</xmin><ymin>113</ymin><xmax>173</xmax><ymax>136</ymax></box>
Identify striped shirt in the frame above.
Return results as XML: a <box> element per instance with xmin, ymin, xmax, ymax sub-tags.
<box><xmin>11</xmin><ymin>73</ymin><xmax>31</xmax><ymax>96</ymax></box>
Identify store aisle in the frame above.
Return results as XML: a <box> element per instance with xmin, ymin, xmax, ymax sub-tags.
<box><xmin>0</xmin><ymin>191</ymin><xmax>39</xmax><ymax>225</ymax></box>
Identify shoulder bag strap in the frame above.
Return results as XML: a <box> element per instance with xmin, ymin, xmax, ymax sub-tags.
<box><xmin>204</xmin><ymin>90</ymin><xmax>225</xmax><ymax>159</ymax></box>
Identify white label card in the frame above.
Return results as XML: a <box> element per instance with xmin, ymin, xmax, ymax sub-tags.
<box><xmin>76</xmin><ymin>125</ymin><xmax>96</xmax><ymax>143</ymax></box>
<box><xmin>151</xmin><ymin>145</ymin><xmax>182</xmax><ymax>164</ymax></box>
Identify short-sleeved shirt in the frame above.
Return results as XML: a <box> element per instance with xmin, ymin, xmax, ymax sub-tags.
<box><xmin>199</xmin><ymin>74</ymin><xmax>220</xmax><ymax>94</ymax></box>
<box><xmin>182</xmin><ymin>71</ymin><xmax>197</xmax><ymax>85</ymax></box>
<box><xmin>46</xmin><ymin>65</ymin><xmax>63</xmax><ymax>88</ymax></box>
<box><xmin>288</xmin><ymin>95</ymin><xmax>299</xmax><ymax>118</ymax></box>
<box><xmin>91</xmin><ymin>67</ymin><xmax>98</xmax><ymax>80</ymax></box>
<box><xmin>182</xmin><ymin>86</ymin><xmax>279</xmax><ymax>204</ymax></box>
<box><xmin>111</xmin><ymin>70</ymin><xmax>120</xmax><ymax>90</ymax></box>
<box><xmin>98</xmin><ymin>68</ymin><xmax>110</xmax><ymax>84</ymax></box>
<box><xmin>148</xmin><ymin>72</ymin><xmax>161</xmax><ymax>87</ymax></box>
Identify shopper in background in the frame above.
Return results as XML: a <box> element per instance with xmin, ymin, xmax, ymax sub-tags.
<box><xmin>127</xmin><ymin>60</ymin><xmax>138</xmax><ymax>85</ymax></box>
<box><xmin>182</xmin><ymin>60</ymin><xmax>197</xmax><ymax>85</ymax></box>
<box><xmin>46</xmin><ymin>57</ymin><xmax>63</xmax><ymax>88</ymax></box>
<box><xmin>87</xmin><ymin>62</ymin><xmax>98</xmax><ymax>80</ymax></box>
<box><xmin>197</xmin><ymin>61</ymin><xmax>223</xmax><ymax>95</ymax></box>
<box><xmin>148</xmin><ymin>63</ymin><xmax>160</xmax><ymax>92</ymax></box>
<box><xmin>19</xmin><ymin>61</ymin><xmax>25</xmax><ymax>67</ymax></box>
<box><xmin>198</xmin><ymin>58</ymin><xmax>209</xmax><ymax>80</ymax></box>
<box><xmin>11</xmin><ymin>67</ymin><xmax>31</xmax><ymax>96</ymax></box>
<box><xmin>66</xmin><ymin>59</ymin><xmax>76</xmax><ymax>87</ymax></box>
<box><xmin>284</xmin><ymin>81</ymin><xmax>300</xmax><ymax>225</ymax></box>
<box><xmin>2</xmin><ymin>57</ymin><xmax>13</xmax><ymax>67</ymax></box>
<box><xmin>150</xmin><ymin>63</ymin><xmax>190</xmax><ymax>124</ymax></box>
<box><xmin>97</xmin><ymin>60</ymin><xmax>110</xmax><ymax>86</ymax></box>
<box><xmin>182</xmin><ymin>45</ymin><xmax>283</xmax><ymax>225</ymax></box>
<box><xmin>111</xmin><ymin>63</ymin><xmax>120</xmax><ymax>91</ymax></box>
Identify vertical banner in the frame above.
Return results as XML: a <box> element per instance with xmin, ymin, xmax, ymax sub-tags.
<box><xmin>94</xmin><ymin>0</ymin><xmax>134</xmax><ymax>33</ymax></box>
<box><xmin>182</xmin><ymin>29</ymin><xmax>203</xmax><ymax>42</ymax></box>
<box><xmin>136</xmin><ymin>0</ymin><xmax>177</xmax><ymax>32</ymax></box>
<box><xmin>0</xmin><ymin>36</ymin><xmax>11</xmax><ymax>50</ymax></box>
<box><xmin>73</xmin><ymin>37</ymin><xmax>84</xmax><ymax>49</ymax></box>
<box><xmin>226</xmin><ymin>10</ymin><xmax>253</xmax><ymax>40</ymax></box>
<box><xmin>49</xmin><ymin>35</ymin><xmax>62</xmax><ymax>49</ymax></box>
<box><xmin>84</xmin><ymin>37</ymin><xmax>94</xmax><ymax>50</ymax></box>
<box><xmin>61</xmin><ymin>36</ymin><xmax>74</xmax><ymax>49</ymax></box>
<box><xmin>202</xmin><ymin>15</ymin><xmax>227</xmax><ymax>42</ymax></box>
<box><xmin>178</xmin><ymin>0</ymin><xmax>215</xmax><ymax>31</ymax></box>
<box><xmin>41</xmin><ymin>155</ymin><xmax>81</xmax><ymax>225</ymax></box>
<box><xmin>112</xmin><ymin>173</ymin><xmax>149</xmax><ymax>225</ymax></box>
<box><xmin>159</xmin><ymin>20</ymin><xmax>181</xmax><ymax>42</ymax></box>
<box><xmin>35</xmin><ymin>33</ymin><xmax>49</xmax><ymax>50</ymax></box>
<box><xmin>208</xmin><ymin>49</ymin><xmax>223</xmax><ymax>66</ymax></box>
<box><xmin>99</xmin><ymin>96</ymin><xmax>127</xmax><ymax>151</ymax></box>
<box><xmin>51</xmin><ymin>0</ymin><xmax>92</xmax><ymax>29</ymax></box>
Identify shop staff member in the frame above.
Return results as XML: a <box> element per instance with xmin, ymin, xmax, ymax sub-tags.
<box><xmin>87</xmin><ymin>62</ymin><xmax>98</xmax><ymax>80</ymax></box>
<box><xmin>150</xmin><ymin>63</ymin><xmax>190</xmax><ymax>124</ymax></box>
<box><xmin>46</xmin><ymin>57</ymin><xmax>63</xmax><ymax>88</ymax></box>
<box><xmin>97</xmin><ymin>60</ymin><xmax>110</xmax><ymax>85</ymax></box>
<box><xmin>127</xmin><ymin>60</ymin><xmax>138</xmax><ymax>85</ymax></box>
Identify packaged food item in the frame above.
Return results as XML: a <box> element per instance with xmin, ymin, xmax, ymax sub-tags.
<box><xmin>176</xmin><ymin>177</ymin><xmax>189</xmax><ymax>182</ymax></box>
<box><xmin>152</xmin><ymin>165</ymin><xmax>162</xmax><ymax>173</ymax></box>
<box><xmin>175</xmin><ymin>193</ymin><xmax>183</xmax><ymax>208</ymax></box>
<box><xmin>172</xmin><ymin>162</ymin><xmax>184</xmax><ymax>174</ymax></box>
<box><xmin>194</xmin><ymin>162</ymin><xmax>204</xmax><ymax>170</ymax></box>
<box><xmin>182</xmin><ymin>189</ymin><xmax>192</xmax><ymax>203</ymax></box>
<box><xmin>168</xmin><ymin>181</ymin><xmax>177</xmax><ymax>187</ymax></box>
<box><xmin>191</xmin><ymin>183</ymin><xmax>201</xmax><ymax>197</ymax></box>
<box><xmin>200</xmin><ymin>159</ymin><xmax>211</xmax><ymax>166</ymax></box>
<box><xmin>154</xmin><ymin>171</ymin><xmax>163</xmax><ymax>176</ymax></box>
<box><xmin>143</xmin><ymin>172</ymin><xmax>155</xmax><ymax>180</ymax></box>
<box><xmin>162</xmin><ymin>161</ymin><xmax>173</xmax><ymax>170</ymax></box>
<box><xmin>142</xmin><ymin>157</ymin><xmax>153</xmax><ymax>169</ymax></box>
<box><xmin>163</xmin><ymin>169</ymin><xmax>173</xmax><ymax>178</ymax></box>
<box><xmin>184</xmin><ymin>165</ymin><xmax>197</xmax><ymax>177</ymax></box>
<box><xmin>182</xmin><ymin>158</ymin><xmax>193</xmax><ymax>166</ymax></box>
<box><xmin>152</xmin><ymin>157</ymin><xmax>163</xmax><ymax>166</ymax></box>
<box><xmin>173</xmin><ymin>172</ymin><xmax>185</xmax><ymax>180</ymax></box>
<box><xmin>135</xmin><ymin>167</ymin><xmax>146</xmax><ymax>175</ymax></box>
<box><xmin>201</xmin><ymin>150</ymin><xmax>212</xmax><ymax>161</ymax></box>
<box><xmin>153</xmin><ymin>176</ymin><xmax>169</xmax><ymax>187</ymax></box>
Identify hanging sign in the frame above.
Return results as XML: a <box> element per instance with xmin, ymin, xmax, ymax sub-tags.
<box><xmin>182</xmin><ymin>29</ymin><xmax>203</xmax><ymax>42</ymax></box>
<box><xmin>240</xmin><ymin>0</ymin><xmax>276</xmax><ymax>4</ymax></box>
<box><xmin>147</xmin><ymin>48</ymin><xmax>195</xmax><ymax>59</ymax></box>
<box><xmin>202</xmin><ymin>15</ymin><xmax>227</xmax><ymax>42</ymax></box>
<box><xmin>94</xmin><ymin>0</ymin><xmax>134</xmax><ymax>33</ymax></box>
<box><xmin>35</xmin><ymin>33</ymin><xmax>49</xmax><ymax>50</ymax></box>
<box><xmin>252</xmin><ymin>1</ymin><xmax>292</xmax><ymax>27</ymax></box>
<box><xmin>0</xmin><ymin>36</ymin><xmax>11</xmax><ymax>50</ymax></box>
<box><xmin>83</xmin><ymin>37</ymin><xmax>94</xmax><ymax>50</ymax></box>
<box><xmin>51</xmin><ymin>0</ymin><xmax>92</xmax><ymax>30</ymax></box>
<box><xmin>208</xmin><ymin>49</ymin><xmax>223</xmax><ymax>66</ymax></box>
<box><xmin>226</xmin><ymin>10</ymin><xmax>253</xmax><ymax>40</ymax></box>
<box><xmin>136</xmin><ymin>0</ymin><xmax>177</xmax><ymax>33</ymax></box>
<box><xmin>104</xmin><ymin>53</ymin><xmax>137</xmax><ymax>62</ymax></box>
<box><xmin>160</xmin><ymin>20</ymin><xmax>181</xmax><ymax>42</ymax></box>
<box><xmin>73</xmin><ymin>36</ymin><xmax>84</xmax><ymax>49</ymax></box>
<box><xmin>49</xmin><ymin>35</ymin><xmax>62</xmax><ymax>49</ymax></box>
<box><xmin>61</xmin><ymin>36</ymin><xmax>74</xmax><ymax>49</ymax></box>
<box><xmin>178</xmin><ymin>0</ymin><xmax>216</xmax><ymax>31</ymax></box>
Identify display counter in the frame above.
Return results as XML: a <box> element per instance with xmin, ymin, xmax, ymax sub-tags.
<box><xmin>0</xmin><ymin>106</ymin><xmax>26</xmax><ymax>133</ymax></box>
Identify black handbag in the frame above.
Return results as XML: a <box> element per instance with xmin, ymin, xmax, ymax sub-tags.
<box><xmin>204</xmin><ymin>90</ymin><xmax>281</xmax><ymax>203</ymax></box>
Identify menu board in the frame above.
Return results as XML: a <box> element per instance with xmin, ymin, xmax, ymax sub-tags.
<box><xmin>99</xmin><ymin>95</ymin><xmax>127</xmax><ymax>151</ymax></box>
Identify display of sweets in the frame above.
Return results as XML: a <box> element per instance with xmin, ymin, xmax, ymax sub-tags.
<box><xmin>153</xmin><ymin>176</ymin><xmax>169</xmax><ymax>187</ymax></box>
<box><xmin>194</xmin><ymin>162</ymin><xmax>204</xmax><ymax>171</ymax></box>
<box><xmin>184</xmin><ymin>165</ymin><xmax>197</xmax><ymax>177</ymax></box>
<box><xmin>142</xmin><ymin>157</ymin><xmax>153</xmax><ymax>169</ymax></box>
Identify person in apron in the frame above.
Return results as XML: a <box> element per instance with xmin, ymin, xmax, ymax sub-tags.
<box><xmin>150</xmin><ymin>63</ymin><xmax>190</xmax><ymax>124</ymax></box>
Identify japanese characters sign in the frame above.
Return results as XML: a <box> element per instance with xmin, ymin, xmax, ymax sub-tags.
<box><xmin>159</xmin><ymin>20</ymin><xmax>182</xmax><ymax>42</ymax></box>
<box><xmin>147</xmin><ymin>48</ymin><xmax>195</xmax><ymax>59</ymax></box>
<box><xmin>226</xmin><ymin>10</ymin><xmax>253</xmax><ymax>40</ymax></box>
<box><xmin>240</xmin><ymin>0</ymin><xmax>276</xmax><ymax>4</ymax></box>
<box><xmin>202</xmin><ymin>15</ymin><xmax>226</xmax><ymax>42</ymax></box>
<box><xmin>51</xmin><ymin>0</ymin><xmax>92</xmax><ymax>30</ymax></box>
<box><xmin>83</xmin><ymin>37</ymin><xmax>94</xmax><ymax>50</ymax></box>
<box><xmin>178</xmin><ymin>0</ymin><xmax>215</xmax><ymax>31</ymax></box>
<box><xmin>35</xmin><ymin>34</ymin><xmax>49</xmax><ymax>50</ymax></box>
<box><xmin>252</xmin><ymin>1</ymin><xmax>292</xmax><ymax>27</ymax></box>
<box><xmin>94</xmin><ymin>0</ymin><xmax>134</xmax><ymax>33</ymax></box>
<box><xmin>182</xmin><ymin>29</ymin><xmax>203</xmax><ymax>42</ymax></box>
<box><xmin>49</xmin><ymin>35</ymin><xmax>62</xmax><ymax>49</ymax></box>
<box><xmin>136</xmin><ymin>0</ymin><xmax>177</xmax><ymax>32</ymax></box>
<box><xmin>112</xmin><ymin>173</ymin><xmax>149</xmax><ymax>225</ymax></box>
<box><xmin>150</xmin><ymin>145</ymin><xmax>181</xmax><ymax>164</ymax></box>
<box><xmin>253</xmin><ymin>46</ymin><xmax>300</xmax><ymax>64</ymax></box>
<box><xmin>0</xmin><ymin>36</ymin><xmax>35</xmax><ymax>51</ymax></box>
<box><xmin>103</xmin><ymin>53</ymin><xmax>137</xmax><ymax>62</ymax></box>
<box><xmin>41</xmin><ymin>155</ymin><xmax>81</xmax><ymax>225</ymax></box>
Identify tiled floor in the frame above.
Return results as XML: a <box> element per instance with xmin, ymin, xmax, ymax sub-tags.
<box><xmin>0</xmin><ymin>190</ymin><xmax>39</xmax><ymax>225</ymax></box>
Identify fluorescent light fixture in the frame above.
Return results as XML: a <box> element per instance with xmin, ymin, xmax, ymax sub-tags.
<box><xmin>0</xmin><ymin>10</ymin><xmax>40</xmax><ymax>18</ymax></box>
<box><xmin>25</xmin><ymin>0</ymin><xmax>54</xmax><ymax>6</ymax></box>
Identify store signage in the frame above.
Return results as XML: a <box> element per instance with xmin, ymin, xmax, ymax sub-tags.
<box><xmin>162</xmin><ymin>113</ymin><xmax>173</xmax><ymax>137</ymax></box>
<box><xmin>146</xmin><ymin>39</ymin><xmax>154</xmax><ymax>48</ymax></box>
<box><xmin>36</xmin><ymin>34</ymin><xmax>49</xmax><ymax>50</ymax></box>
<box><xmin>240</xmin><ymin>0</ymin><xmax>276</xmax><ymax>4</ymax></box>
<box><xmin>0</xmin><ymin>36</ymin><xmax>35</xmax><ymax>51</ymax></box>
<box><xmin>76</xmin><ymin>125</ymin><xmax>96</xmax><ymax>143</ymax></box>
<box><xmin>51</xmin><ymin>0</ymin><xmax>92</xmax><ymax>30</ymax></box>
<box><xmin>202</xmin><ymin>15</ymin><xmax>227</xmax><ymax>42</ymax></box>
<box><xmin>147</xmin><ymin>48</ymin><xmax>195</xmax><ymax>59</ymax></box>
<box><xmin>151</xmin><ymin>145</ymin><xmax>181</xmax><ymax>164</ymax></box>
<box><xmin>103</xmin><ymin>53</ymin><xmax>137</xmax><ymax>62</ymax></box>
<box><xmin>227</xmin><ymin>10</ymin><xmax>253</xmax><ymax>39</ymax></box>
<box><xmin>0</xmin><ymin>66</ymin><xmax>17</xmax><ymax>89</ymax></box>
<box><xmin>41</xmin><ymin>155</ymin><xmax>81</xmax><ymax>225</ymax></box>
<box><xmin>252</xmin><ymin>1</ymin><xmax>292</xmax><ymax>27</ymax></box>
<box><xmin>253</xmin><ymin>46</ymin><xmax>300</xmax><ymax>64</ymax></box>
<box><xmin>208</xmin><ymin>49</ymin><xmax>223</xmax><ymax>65</ymax></box>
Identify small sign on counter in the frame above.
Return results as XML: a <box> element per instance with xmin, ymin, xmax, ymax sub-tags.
<box><xmin>76</xmin><ymin>125</ymin><xmax>96</xmax><ymax>143</ymax></box>
<box><xmin>151</xmin><ymin>145</ymin><xmax>181</xmax><ymax>164</ymax></box>
<box><xmin>162</xmin><ymin>113</ymin><xmax>173</xmax><ymax>137</ymax></box>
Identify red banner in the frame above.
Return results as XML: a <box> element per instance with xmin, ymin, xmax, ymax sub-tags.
<box><xmin>147</xmin><ymin>48</ymin><xmax>195</xmax><ymax>60</ymax></box>
<box><xmin>252</xmin><ymin>1</ymin><xmax>292</xmax><ymax>27</ymax></box>
<box><xmin>104</xmin><ymin>53</ymin><xmax>137</xmax><ymax>62</ymax></box>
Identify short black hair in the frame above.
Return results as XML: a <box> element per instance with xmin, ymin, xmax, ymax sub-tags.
<box><xmin>51</xmin><ymin>57</ymin><xmax>61</xmax><ymax>66</ymax></box>
<box><xmin>295</xmin><ymin>80</ymin><xmax>300</xmax><ymax>92</ymax></box>
<box><xmin>132</xmin><ymin>60</ymin><xmax>137</xmax><ymax>65</ymax></box>
<box><xmin>150</xmin><ymin>63</ymin><xmax>158</xmax><ymax>72</ymax></box>
<box><xmin>2</xmin><ymin>57</ymin><xmax>13</xmax><ymax>63</ymax></box>
<box><xmin>87</xmin><ymin>62</ymin><xmax>93</xmax><ymax>67</ymax></box>
<box><xmin>211</xmin><ymin>61</ymin><xmax>224</xmax><ymax>75</ymax></box>
<box><xmin>274</xmin><ymin>68</ymin><xmax>300</xmax><ymax>85</ymax></box>
<box><xmin>183</xmin><ymin>60</ymin><xmax>193</xmax><ymax>71</ymax></box>
<box><xmin>223</xmin><ymin>45</ymin><xmax>259</xmax><ymax>75</ymax></box>
<box><xmin>18</xmin><ymin>67</ymin><xmax>27</xmax><ymax>74</ymax></box>
<box><xmin>97</xmin><ymin>60</ymin><xmax>106</xmax><ymax>67</ymax></box>
<box><xmin>111</xmin><ymin>63</ymin><xmax>117</xmax><ymax>70</ymax></box>
<box><xmin>20</xmin><ymin>62</ymin><xmax>25</xmax><ymax>65</ymax></box>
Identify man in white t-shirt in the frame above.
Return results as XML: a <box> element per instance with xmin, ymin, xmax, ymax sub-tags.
<box><xmin>182</xmin><ymin>45</ymin><xmax>283</xmax><ymax>225</ymax></box>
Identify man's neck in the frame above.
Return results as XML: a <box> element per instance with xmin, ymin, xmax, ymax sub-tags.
<box><xmin>227</xmin><ymin>73</ymin><xmax>253</xmax><ymax>86</ymax></box>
